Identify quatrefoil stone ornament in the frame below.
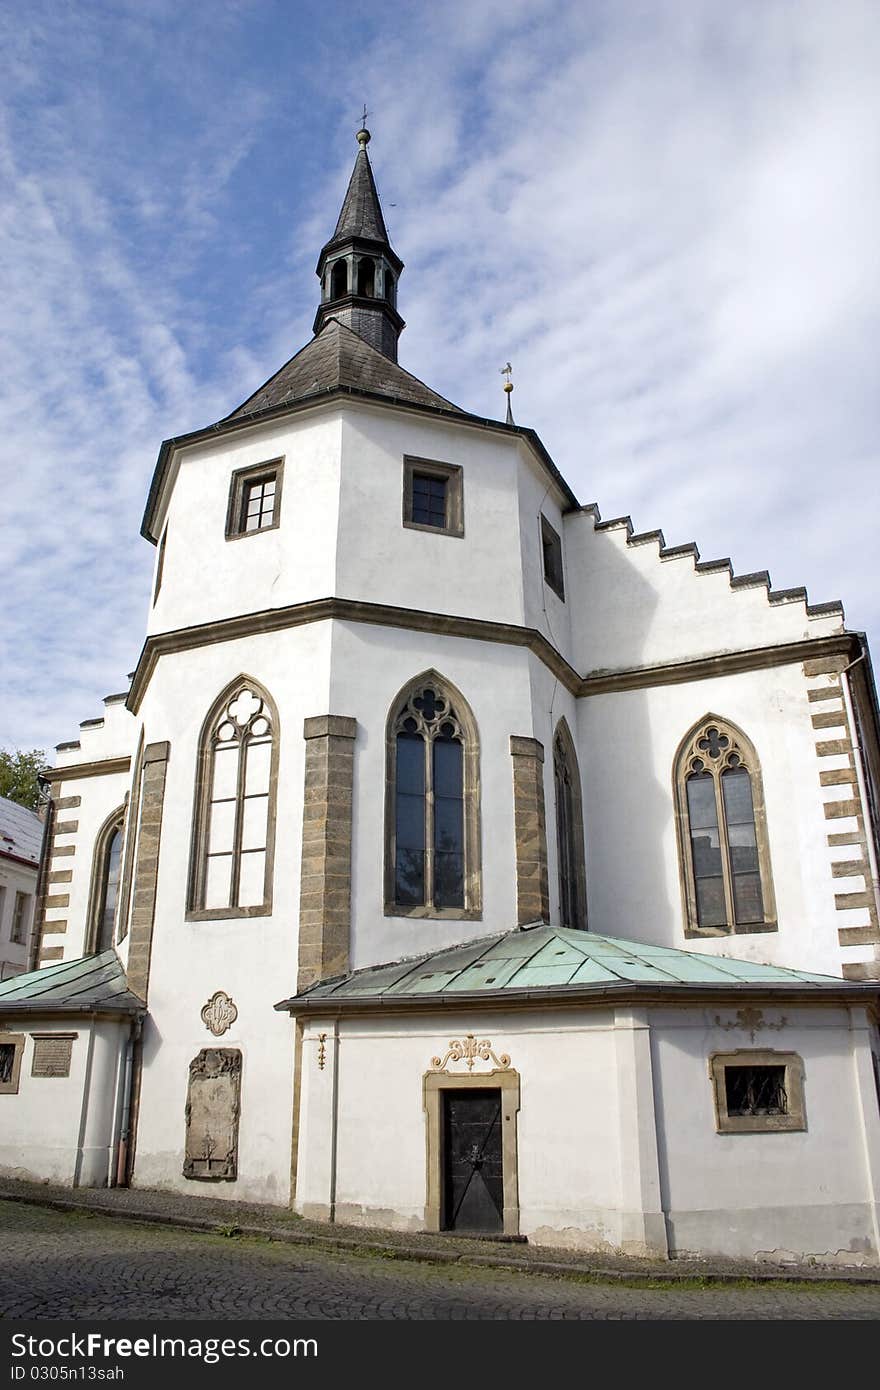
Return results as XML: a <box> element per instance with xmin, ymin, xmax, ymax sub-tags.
<box><xmin>200</xmin><ymin>990</ymin><xmax>238</xmax><ymax>1037</ymax></box>
<box><xmin>227</xmin><ymin>690</ymin><xmax>262</xmax><ymax>726</ymax></box>
<box><xmin>698</xmin><ymin>728</ymin><xmax>729</xmax><ymax>760</ymax></box>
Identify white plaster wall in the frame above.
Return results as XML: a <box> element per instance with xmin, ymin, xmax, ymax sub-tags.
<box><xmin>0</xmin><ymin>855</ymin><xmax>38</xmax><ymax>979</ymax></box>
<box><xmin>293</xmin><ymin>1003</ymin><xmax>878</xmax><ymax>1263</ymax></box>
<box><xmin>335</xmin><ymin>407</ymin><xmax>527</xmax><ymax>627</ymax></box>
<box><xmin>0</xmin><ymin>1018</ymin><xmax>128</xmax><ymax>1187</ymax></box>
<box><xmin>147</xmin><ymin>410</ymin><xmax>342</xmax><ymax>636</ymax></box>
<box><xmin>517</xmin><ymin>452</ymin><xmax>571</xmax><ymax>650</ymax></box>
<box><xmin>577</xmin><ymin>660</ymin><xmax>847</xmax><ymax>976</ymax></box>
<box><xmin>127</xmin><ymin>625</ymin><xmax>332</xmax><ymax>1204</ymax></box>
<box><xmin>564</xmin><ymin>512</ymin><xmax>844</xmax><ymax>675</ymax></box>
<box><xmin>296</xmin><ymin>1008</ymin><xmax>624</xmax><ymax>1248</ymax></box>
<box><xmin>651</xmin><ymin>1007</ymin><xmax>879</xmax><ymax>1263</ymax></box>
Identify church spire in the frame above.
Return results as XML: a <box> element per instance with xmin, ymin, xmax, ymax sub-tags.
<box><xmin>314</xmin><ymin>126</ymin><xmax>405</xmax><ymax>362</ymax></box>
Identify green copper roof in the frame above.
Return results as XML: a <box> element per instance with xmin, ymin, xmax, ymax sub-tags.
<box><xmin>0</xmin><ymin>950</ymin><xmax>144</xmax><ymax>1015</ymax></box>
<box><xmin>279</xmin><ymin>927</ymin><xmax>865</xmax><ymax>1011</ymax></box>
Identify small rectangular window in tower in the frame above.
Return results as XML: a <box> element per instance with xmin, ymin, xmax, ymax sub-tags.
<box><xmin>403</xmin><ymin>457</ymin><xmax>464</xmax><ymax>538</ymax></box>
<box><xmin>541</xmin><ymin>515</ymin><xmax>565</xmax><ymax>600</ymax></box>
<box><xmin>10</xmin><ymin>892</ymin><xmax>30</xmax><ymax>945</ymax></box>
<box><xmin>226</xmin><ymin>459</ymin><xmax>284</xmax><ymax>541</ymax></box>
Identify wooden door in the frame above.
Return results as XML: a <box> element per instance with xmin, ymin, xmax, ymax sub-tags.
<box><xmin>441</xmin><ymin>1088</ymin><xmax>503</xmax><ymax>1233</ymax></box>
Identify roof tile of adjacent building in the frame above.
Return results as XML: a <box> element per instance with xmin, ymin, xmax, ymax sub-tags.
<box><xmin>278</xmin><ymin>925</ymin><xmax>870</xmax><ymax>1009</ymax></box>
<box><xmin>0</xmin><ymin>795</ymin><xmax>43</xmax><ymax>867</ymax></box>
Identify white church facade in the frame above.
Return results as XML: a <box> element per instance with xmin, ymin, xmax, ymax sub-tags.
<box><xmin>2</xmin><ymin>131</ymin><xmax>880</xmax><ymax>1265</ymax></box>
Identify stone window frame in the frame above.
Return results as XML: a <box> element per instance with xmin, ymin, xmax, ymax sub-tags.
<box><xmin>673</xmin><ymin>713</ymin><xmax>777</xmax><ymax>939</ymax></box>
<box><xmin>0</xmin><ymin>1032</ymin><xmax>25</xmax><ymax>1095</ymax></box>
<box><xmin>423</xmin><ymin>1068</ymin><xmax>521</xmax><ymax>1236</ymax></box>
<box><xmin>384</xmin><ymin>669</ymin><xmax>482</xmax><ymax>921</ymax></box>
<box><xmin>709</xmin><ymin>1049</ymin><xmax>806</xmax><ymax>1134</ymax></box>
<box><xmin>225</xmin><ymin>458</ymin><xmax>285</xmax><ymax>541</ymax></box>
<box><xmin>553</xmin><ymin>717</ymin><xmax>588</xmax><ymax>930</ymax></box>
<box><xmin>187</xmin><ymin>675</ymin><xmax>280</xmax><ymax>921</ymax></box>
<box><xmin>540</xmin><ymin>514</ymin><xmax>565</xmax><ymax>601</ymax></box>
<box><xmin>402</xmin><ymin>456</ymin><xmax>464</xmax><ymax>539</ymax></box>
<box><xmin>116</xmin><ymin>731</ymin><xmax>144</xmax><ymax>945</ymax></box>
<box><xmin>85</xmin><ymin>805</ymin><xmax>126</xmax><ymax>953</ymax></box>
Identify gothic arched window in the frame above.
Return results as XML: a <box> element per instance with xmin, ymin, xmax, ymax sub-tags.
<box><xmin>553</xmin><ymin>719</ymin><xmax>588</xmax><ymax>930</ymax></box>
<box><xmin>188</xmin><ymin>678</ymin><xmax>279</xmax><ymax>919</ymax></box>
<box><xmin>385</xmin><ymin>673</ymin><xmax>481</xmax><ymax>919</ymax></box>
<box><xmin>674</xmin><ymin>716</ymin><xmax>776</xmax><ymax>936</ymax></box>
<box><xmin>87</xmin><ymin>807</ymin><xmax>125</xmax><ymax>952</ymax></box>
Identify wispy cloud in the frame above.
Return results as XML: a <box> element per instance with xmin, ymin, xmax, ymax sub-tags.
<box><xmin>1</xmin><ymin>0</ymin><xmax>877</xmax><ymax>752</ymax></box>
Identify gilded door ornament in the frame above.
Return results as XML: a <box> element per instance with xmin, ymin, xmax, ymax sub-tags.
<box><xmin>430</xmin><ymin>1033</ymin><xmax>511</xmax><ymax>1073</ymax></box>
<box><xmin>317</xmin><ymin>1033</ymin><xmax>327</xmax><ymax>1071</ymax></box>
<box><xmin>200</xmin><ymin>990</ymin><xmax>238</xmax><ymax>1037</ymax></box>
<box><xmin>713</xmin><ymin>1007</ymin><xmax>787</xmax><ymax>1043</ymax></box>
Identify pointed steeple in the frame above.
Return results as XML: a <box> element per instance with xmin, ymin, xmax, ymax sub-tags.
<box><xmin>332</xmin><ymin>129</ymin><xmax>390</xmax><ymax>244</ymax></box>
<box><xmin>314</xmin><ymin>127</ymin><xmax>405</xmax><ymax>362</ymax></box>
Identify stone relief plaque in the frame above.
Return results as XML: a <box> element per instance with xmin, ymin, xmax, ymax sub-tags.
<box><xmin>183</xmin><ymin>1048</ymin><xmax>241</xmax><ymax>1182</ymax></box>
<box><xmin>31</xmin><ymin>1035</ymin><xmax>75</xmax><ymax>1078</ymax></box>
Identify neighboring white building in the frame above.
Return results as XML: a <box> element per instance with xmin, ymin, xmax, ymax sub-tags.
<box><xmin>0</xmin><ymin>795</ymin><xmax>42</xmax><ymax>981</ymax></box>
<box><xmin>2</xmin><ymin>131</ymin><xmax>880</xmax><ymax>1265</ymax></box>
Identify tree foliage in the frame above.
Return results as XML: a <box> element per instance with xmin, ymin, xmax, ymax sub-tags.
<box><xmin>0</xmin><ymin>748</ymin><xmax>48</xmax><ymax>812</ymax></box>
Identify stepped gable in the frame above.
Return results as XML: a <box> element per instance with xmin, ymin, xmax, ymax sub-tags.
<box><xmin>227</xmin><ymin>319</ymin><xmax>461</xmax><ymax>420</ymax></box>
<box><xmin>578</xmin><ymin>501</ymin><xmax>845</xmax><ymax>621</ymax></box>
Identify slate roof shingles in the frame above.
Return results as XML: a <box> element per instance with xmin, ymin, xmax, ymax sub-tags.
<box><xmin>229</xmin><ymin>319</ymin><xmax>460</xmax><ymax>420</ymax></box>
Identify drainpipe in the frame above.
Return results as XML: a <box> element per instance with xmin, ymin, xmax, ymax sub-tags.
<box><xmin>115</xmin><ymin>1017</ymin><xmax>142</xmax><ymax>1187</ymax></box>
<box><xmin>29</xmin><ymin>780</ymin><xmax>55</xmax><ymax>972</ymax></box>
<box><xmin>328</xmin><ymin>1020</ymin><xmax>340</xmax><ymax>1223</ymax></box>
<box><xmin>840</xmin><ymin>653</ymin><xmax>880</xmax><ymax>924</ymax></box>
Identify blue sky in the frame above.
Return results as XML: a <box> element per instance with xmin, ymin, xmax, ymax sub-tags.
<box><xmin>1</xmin><ymin>0</ymin><xmax>878</xmax><ymax>755</ymax></box>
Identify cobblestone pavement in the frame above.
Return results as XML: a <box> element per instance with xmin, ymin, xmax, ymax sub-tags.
<box><xmin>2</xmin><ymin>1201</ymin><xmax>880</xmax><ymax>1321</ymax></box>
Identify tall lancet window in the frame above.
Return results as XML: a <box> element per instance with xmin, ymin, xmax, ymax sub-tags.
<box><xmin>553</xmin><ymin>719</ymin><xmax>588</xmax><ymax>930</ymax></box>
<box><xmin>87</xmin><ymin>808</ymin><xmax>125</xmax><ymax>952</ymax></box>
<box><xmin>385</xmin><ymin>674</ymin><xmax>481</xmax><ymax>919</ymax></box>
<box><xmin>674</xmin><ymin>716</ymin><xmax>776</xmax><ymax>937</ymax></box>
<box><xmin>188</xmin><ymin>679</ymin><xmax>279</xmax><ymax>919</ymax></box>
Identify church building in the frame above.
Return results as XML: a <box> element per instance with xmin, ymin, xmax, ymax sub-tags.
<box><xmin>2</xmin><ymin>130</ymin><xmax>880</xmax><ymax>1265</ymax></box>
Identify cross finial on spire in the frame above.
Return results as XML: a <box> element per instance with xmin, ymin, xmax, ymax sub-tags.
<box><xmin>357</xmin><ymin>105</ymin><xmax>371</xmax><ymax>147</ymax></box>
<box><xmin>501</xmin><ymin>362</ymin><xmax>514</xmax><ymax>424</ymax></box>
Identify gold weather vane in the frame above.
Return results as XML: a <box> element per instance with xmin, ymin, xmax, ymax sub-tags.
<box><xmin>501</xmin><ymin>362</ymin><xmax>514</xmax><ymax>424</ymax></box>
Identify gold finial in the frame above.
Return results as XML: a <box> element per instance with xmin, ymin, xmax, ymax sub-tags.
<box><xmin>357</xmin><ymin>104</ymin><xmax>371</xmax><ymax>147</ymax></box>
<box><xmin>501</xmin><ymin>362</ymin><xmax>514</xmax><ymax>423</ymax></box>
